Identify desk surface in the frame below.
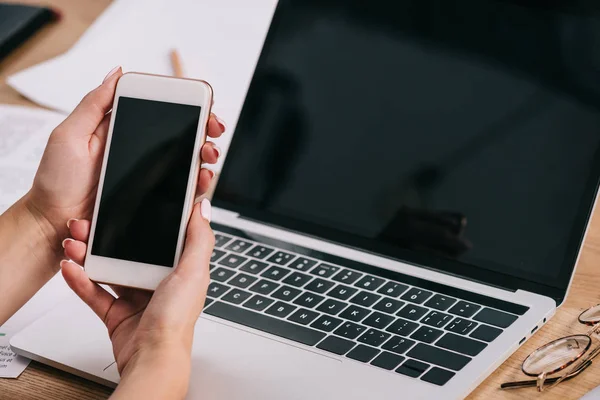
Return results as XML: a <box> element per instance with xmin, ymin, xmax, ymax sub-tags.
<box><xmin>2</xmin><ymin>1</ymin><xmax>600</xmax><ymax>399</ymax></box>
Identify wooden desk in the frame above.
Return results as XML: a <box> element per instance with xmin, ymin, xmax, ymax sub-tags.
<box><xmin>2</xmin><ymin>1</ymin><xmax>600</xmax><ymax>398</ymax></box>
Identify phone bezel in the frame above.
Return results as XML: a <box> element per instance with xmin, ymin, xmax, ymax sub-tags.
<box><xmin>84</xmin><ymin>72</ymin><xmax>213</xmax><ymax>290</ymax></box>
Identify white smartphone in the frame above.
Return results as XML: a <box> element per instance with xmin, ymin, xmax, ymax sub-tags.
<box><xmin>84</xmin><ymin>72</ymin><xmax>213</xmax><ymax>290</ymax></box>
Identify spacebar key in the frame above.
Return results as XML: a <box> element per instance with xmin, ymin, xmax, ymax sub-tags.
<box><xmin>205</xmin><ymin>301</ymin><xmax>326</xmax><ymax>346</ymax></box>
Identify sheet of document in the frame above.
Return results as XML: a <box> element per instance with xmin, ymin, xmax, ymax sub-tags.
<box><xmin>7</xmin><ymin>0</ymin><xmax>279</xmax><ymax>171</ymax></box>
<box><xmin>0</xmin><ymin>105</ymin><xmax>70</xmax><ymax>377</ymax></box>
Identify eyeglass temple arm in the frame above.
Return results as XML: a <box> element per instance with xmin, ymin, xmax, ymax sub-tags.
<box><xmin>500</xmin><ymin>360</ymin><xmax>593</xmax><ymax>390</ymax></box>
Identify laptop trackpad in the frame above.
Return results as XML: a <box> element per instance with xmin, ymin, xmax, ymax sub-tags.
<box><xmin>190</xmin><ymin>316</ymin><xmax>342</xmax><ymax>400</ymax></box>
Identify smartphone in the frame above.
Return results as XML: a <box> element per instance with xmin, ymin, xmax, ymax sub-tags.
<box><xmin>84</xmin><ymin>72</ymin><xmax>213</xmax><ymax>290</ymax></box>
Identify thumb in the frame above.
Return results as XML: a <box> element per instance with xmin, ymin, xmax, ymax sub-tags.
<box><xmin>56</xmin><ymin>66</ymin><xmax>123</xmax><ymax>137</ymax></box>
<box><xmin>176</xmin><ymin>199</ymin><xmax>214</xmax><ymax>279</ymax></box>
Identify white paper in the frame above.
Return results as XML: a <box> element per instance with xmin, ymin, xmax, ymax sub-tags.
<box><xmin>0</xmin><ymin>105</ymin><xmax>66</xmax><ymax>214</ymax></box>
<box><xmin>0</xmin><ymin>327</ymin><xmax>30</xmax><ymax>378</ymax></box>
<box><xmin>8</xmin><ymin>0</ymin><xmax>278</xmax><ymax>171</ymax></box>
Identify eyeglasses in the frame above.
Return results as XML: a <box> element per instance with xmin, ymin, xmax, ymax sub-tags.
<box><xmin>501</xmin><ymin>304</ymin><xmax>600</xmax><ymax>392</ymax></box>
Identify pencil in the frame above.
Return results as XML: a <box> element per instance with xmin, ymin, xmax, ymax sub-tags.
<box><xmin>170</xmin><ymin>49</ymin><xmax>184</xmax><ymax>78</ymax></box>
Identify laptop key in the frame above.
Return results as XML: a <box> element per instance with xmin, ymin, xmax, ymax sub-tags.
<box><xmin>446</xmin><ymin>318</ymin><xmax>478</xmax><ymax>335</ymax></box>
<box><xmin>305</xmin><ymin>278</ymin><xmax>335</xmax><ymax>294</ymax></box>
<box><xmin>407</xmin><ymin>344</ymin><xmax>471</xmax><ymax>371</ymax></box>
<box><xmin>346</xmin><ymin>345</ymin><xmax>380</xmax><ymax>363</ymax></box>
<box><xmin>363</xmin><ymin>312</ymin><xmax>395</xmax><ymax>330</ymax></box>
<box><xmin>339</xmin><ymin>304</ymin><xmax>371</xmax><ymax>322</ymax></box>
<box><xmin>448</xmin><ymin>301</ymin><xmax>481</xmax><ymax>318</ymax></box>
<box><xmin>214</xmin><ymin>233</ymin><xmax>233</xmax><ymax>248</ymax></box>
<box><xmin>249</xmin><ymin>279</ymin><xmax>280</xmax><ymax>295</ymax></box>
<box><xmin>328</xmin><ymin>284</ymin><xmax>358</xmax><ymax>301</ymax></box>
<box><xmin>207</xmin><ymin>282</ymin><xmax>230</xmax><ymax>298</ymax></box>
<box><xmin>424</xmin><ymin>294</ymin><xmax>457</xmax><ymax>311</ymax></box>
<box><xmin>225</xmin><ymin>239</ymin><xmax>253</xmax><ymax>254</ymax></box>
<box><xmin>265</xmin><ymin>301</ymin><xmax>297</xmax><ymax>318</ymax></box>
<box><xmin>358</xmin><ymin>328</ymin><xmax>390</xmax><ymax>347</ymax></box>
<box><xmin>222</xmin><ymin>288</ymin><xmax>252</xmax><ymax>305</ymax></box>
<box><xmin>355</xmin><ymin>276</ymin><xmax>385</xmax><ymax>291</ymax></box>
<box><xmin>245</xmin><ymin>245</ymin><xmax>274</xmax><ymax>259</ymax></box>
<box><xmin>243</xmin><ymin>295</ymin><xmax>275</xmax><ymax>312</ymax></box>
<box><xmin>396</xmin><ymin>359</ymin><xmax>430</xmax><ymax>378</ymax></box>
<box><xmin>240</xmin><ymin>260</ymin><xmax>269</xmax><ymax>275</ymax></box>
<box><xmin>373</xmin><ymin>298</ymin><xmax>405</xmax><ymax>314</ymax></box>
<box><xmin>397</xmin><ymin>304</ymin><xmax>428</xmax><ymax>321</ymax></box>
<box><xmin>436</xmin><ymin>333</ymin><xmax>487</xmax><ymax>357</ymax></box>
<box><xmin>421</xmin><ymin>311</ymin><xmax>453</xmax><ymax>328</ymax></box>
<box><xmin>310</xmin><ymin>263</ymin><xmax>340</xmax><ymax>278</ymax></box>
<box><xmin>334</xmin><ymin>322</ymin><xmax>367</xmax><ymax>340</ymax></box>
<box><xmin>283</xmin><ymin>272</ymin><xmax>313</xmax><ymax>288</ymax></box>
<box><xmin>316</xmin><ymin>299</ymin><xmax>348</xmax><ymax>316</ymax></box>
<box><xmin>211</xmin><ymin>268</ymin><xmax>236</xmax><ymax>283</ymax></box>
<box><xmin>470</xmin><ymin>324</ymin><xmax>503</xmax><ymax>342</ymax></box>
<box><xmin>400</xmin><ymin>288</ymin><xmax>433</xmax><ymax>304</ymax></box>
<box><xmin>261</xmin><ymin>266</ymin><xmax>291</xmax><ymax>281</ymax></box>
<box><xmin>218</xmin><ymin>255</ymin><xmax>248</xmax><ymax>269</ymax></box>
<box><xmin>288</xmin><ymin>308</ymin><xmax>320</xmax><ymax>325</ymax></box>
<box><xmin>210</xmin><ymin>263</ymin><xmax>217</xmax><ymax>271</ymax></box>
<box><xmin>350</xmin><ymin>291</ymin><xmax>382</xmax><ymax>307</ymax></box>
<box><xmin>332</xmin><ymin>269</ymin><xmax>363</xmax><ymax>285</ymax></box>
<box><xmin>311</xmin><ymin>315</ymin><xmax>343</xmax><ymax>332</ymax></box>
<box><xmin>204</xmin><ymin>298</ymin><xmax>214</xmax><ymax>308</ymax></box>
<box><xmin>272</xmin><ymin>286</ymin><xmax>302</xmax><ymax>302</ymax></box>
<box><xmin>386</xmin><ymin>318</ymin><xmax>419</xmax><ymax>336</ymax></box>
<box><xmin>371</xmin><ymin>352</ymin><xmax>405</xmax><ymax>370</ymax></box>
<box><xmin>288</xmin><ymin>257</ymin><xmax>318</xmax><ymax>271</ymax></box>
<box><xmin>267</xmin><ymin>251</ymin><xmax>296</xmax><ymax>266</ymax></box>
<box><xmin>382</xmin><ymin>335</ymin><xmax>416</xmax><ymax>355</ymax></box>
<box><xmin>377</xmin><ymin>282</ymin><xmax>409</xmax><ymax>298</ymax></box>
<box><xmin>228</xmin><ymin>273</ymin><xmax>259</xmax><ymax>289</ymax></box>
<box><xmin>421</xmin><ymin>367</ymin><xmax>456</xmax><ymax>386</ymax></box>
<box><xmin>293</xmin><ymin>292</ymin><xmax>325</xmax><ymax>308</ymax></box>
<box><xmin>410</xmin><ymin>327</ymin><xmax>443</xmax><ymax>344</ymax></box>
<box><xmin>316</xmin><ymin>336</ymin><xmax>355</xmax><ymax>355</ymax></box>
<box><xmin>211</xmin><ymin>249</ymin><xmax>226</xmax><ymax>262</ymax></box>
<box><xmin>473</xmin><ymin>308</ymin><xmax>518</xmax><ymax>328</ymax></box>
<box><xmin>205</xmin><ymin>302</ymin><xmax>326</xmax><ymax>346</ymax></box>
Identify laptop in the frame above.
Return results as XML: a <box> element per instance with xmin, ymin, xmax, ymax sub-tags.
<box><xmin>12</xmin><ymin>0</ymin><xmax>600</xmax><ymax>398</ymax></box>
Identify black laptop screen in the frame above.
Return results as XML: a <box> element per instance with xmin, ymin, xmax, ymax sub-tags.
<box><xmin>215</xmin><ymin>0</ymin><xmax>600</xmax><ymax>301</ymax></box>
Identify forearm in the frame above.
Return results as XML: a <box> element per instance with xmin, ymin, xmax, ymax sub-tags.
<box><xmin>111</xmin><ymin>347</ymin><xmax>191</xmax><ymax>400</ymax></box>
<box><xmin>0</xmin><ymin>194</ymin><xmax>62</xmax><ymax>325</ymax></box>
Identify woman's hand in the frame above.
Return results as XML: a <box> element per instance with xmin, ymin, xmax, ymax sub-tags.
<box><xmin>61</xmin><ymin>201</ymin><xmax>213</xmax><ymax>399</ymax></box>
<box><xmin>25</xmin><ymin>66</ymin><xmax>225</xmax><ymax>266</ymax></box>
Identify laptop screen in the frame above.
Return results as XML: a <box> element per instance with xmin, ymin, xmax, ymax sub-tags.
<box><xmin>214</xmin><ymin>0</ymin><xmax>600</xmax><ymax>301</ymax></box>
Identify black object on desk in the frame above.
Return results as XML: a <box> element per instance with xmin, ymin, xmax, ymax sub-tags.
<box><xmin>0</xmin><ymin>3</ymin><xmax>57</xmax><ymax>61</ymax></box>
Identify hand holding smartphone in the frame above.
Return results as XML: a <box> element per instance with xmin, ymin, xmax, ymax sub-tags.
<box><xmin>84</xmin><ymin>72</ymin><xmax>213</xmax><ymax>290</ymax></box>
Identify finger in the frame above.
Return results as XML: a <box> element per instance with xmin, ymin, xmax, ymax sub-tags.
<box><xmin>63</xmin><ymin>239</ymin><xmax>87</xmax><ymax>265</ymax></box>
<box><xmin>177</xmin><ymin>200</ymin><xmax>214</xmax><ymax>280</ymax></box>
<box><xmin>55</xmin><ymin>67</ymin><xmax>122</xmax><ymax>138</ymax></box>
<box><xmin>67</xmin><ymin>219</ymin><xmax>91</xmax><ymax>242</ymax></box>
<box><xmin>196</xmin><ymin>168</ymin><xmax>215</xmax><ymax>197</ymax></box>
<box><xmin>91</xmin><ymin>112</ymin><xmax>112</xmax><ymax>146</ymax></box>
<box><xmin>201</xmin><ymin>141</ymin><xmax>220</xmax><ymax>164</ymax></box>
<box><xmin>207</xmin><ymin>114</ymin><xmax>225</xmax><ymax>138</ymax></box>
<box><xmin>61</xmin><ymin>260</ymin><xmax>116</xmax><ymax>323</ymax></box>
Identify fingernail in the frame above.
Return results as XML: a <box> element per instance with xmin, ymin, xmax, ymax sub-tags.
<box><xmin>200</xmin><ymin>198</ymin><xmax>212</xmax><ymax>222</ymax></box>
<box><xmin>215</xmin><ymin>116</ymin><xmax>226</xmax><ymax>131</ymax></box>
<box><xmin>67</xmin><ymin>218</ymin><xmax>79</xmax><ymax>228</ymax></box>
<box><xmin>103</xmin><ymin>66</ymin><xmax>121</xmax><ymax>83</ymax></box>
<box><xmin>62</xmin><ymin>238</ymin><xmax>74</xmax><ymax>248</ymax></box>
<box><xmin>213</xmin><ymin>145</ymin><xmax>221</xmax><ymax>158</ymax></box>
<box><xmin>208</xmin><ymin>169</ymin><xmax>215</xmax><ymax>179</ymax></box>
<box><xmin>59</xmin><ymin>259</ymin><xmax>74</xmax><ymax>269</ymax></box>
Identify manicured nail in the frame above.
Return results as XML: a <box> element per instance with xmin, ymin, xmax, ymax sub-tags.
<box><xmin>103</xmin><ymin>66</ymin><xmax>121</xmax><ymax>83</ymax></box>
<box><xmin>67</xmin><ymin>218</ymin><xmax>79</xmax><ymax>228</ymax></box>
<box><xmin>59</xmin><ymin>259</ymin><xmax>74</xmax><ymax>269</ymax></box>
<box><xmin>215</xmin><ymin>116</ymin><xmax>226</xmax><ymax>131</ymax></box>
<box><xmin>201</xmin><ymin>198</ymin><xmax>212</xmax><ymax>222</ymax></box>
<box><xmin>62</xmin><ymin>238</ymin><xmax>74</xmax><ymax>248</ymax></box>
<box><xmin>213</xmin><ymin>145</ymin><xmax>221</xmax><ymax>158</ymax></box>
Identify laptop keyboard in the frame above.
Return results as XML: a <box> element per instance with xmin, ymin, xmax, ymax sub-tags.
<box><xmin>203</xmin><ymin>224</ymin><xmax>528</xmax><ymax>387</ymax></box>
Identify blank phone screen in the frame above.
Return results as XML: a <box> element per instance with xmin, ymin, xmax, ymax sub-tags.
<box><xmin>91</xmin><ymin>97</ymin><xmax>201</xmax><ymax>267</ymax></box>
